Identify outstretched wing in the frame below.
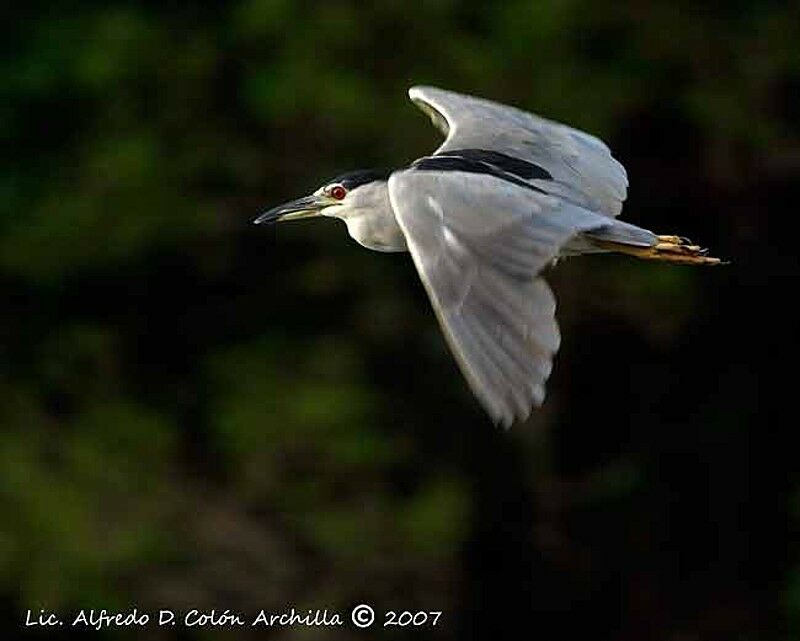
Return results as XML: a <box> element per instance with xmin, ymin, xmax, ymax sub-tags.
<box><xmin>388</xmin><ymin>169</ymin><xmax>609</xmax><ymax>426</ymax></box>
<box><xmin>408</xmin><ymin>85</ymin><xmax>628</xmax><ymax>218</ymax></box>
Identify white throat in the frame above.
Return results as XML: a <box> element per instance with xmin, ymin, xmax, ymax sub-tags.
<box><xmin>328</xmin><ymin>181</ymin><xmax>407</xmax><ymax>253</ymax></box>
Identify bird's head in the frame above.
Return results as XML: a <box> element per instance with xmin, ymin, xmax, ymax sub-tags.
<box><xmin>254</xmin><ymin>169</ymin><xmax>391</xmax><ymax>225</ymax></box>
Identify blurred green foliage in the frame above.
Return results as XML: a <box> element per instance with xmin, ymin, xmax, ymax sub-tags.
<box><xmin>1</xmin><ymin>1</ymin><xmax>798</xmax><ymax>639</ymax></box>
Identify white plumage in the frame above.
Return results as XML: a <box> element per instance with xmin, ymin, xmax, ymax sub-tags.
<box><xmin>256</xmin><ymin>86</ymin><xmax>721</xmax><ymax>425</ymax></box>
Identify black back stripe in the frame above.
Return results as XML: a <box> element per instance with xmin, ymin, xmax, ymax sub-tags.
<box><xmin>411</xmin><ymin>150</ymin><xmax>550</xmax><ymax>195</ymax></box>
<box><xmin>442</xmin><ymin>149</ymin><xmax>552</xmax><ymax>181</ymax></box>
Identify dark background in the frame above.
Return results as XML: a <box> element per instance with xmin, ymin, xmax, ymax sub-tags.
<box><xmin>2</xmin><ymin>1</ymin><xmax>798</xmax><ymax>639</ymax></box>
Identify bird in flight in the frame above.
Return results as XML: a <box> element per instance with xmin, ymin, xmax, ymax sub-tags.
<box><xmin>256</xmin><ymin>86</ymin><xmax>721</xmax><ymax>426</ymax></box>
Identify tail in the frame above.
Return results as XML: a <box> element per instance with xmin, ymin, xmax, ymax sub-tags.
<box><xmin>585</xmin><ymin>222</ymin><xmax>724</xmax><ymax>266</ymax></box>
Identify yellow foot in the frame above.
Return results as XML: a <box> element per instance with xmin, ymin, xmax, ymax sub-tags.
<box><xmin>657</xmin><ymin>234</ymin><xmax>692</xmax><ymax>245</ymax></box>
<box><xmin>592</xmin><ymin>235</ymin><xmax>724</xmax><ymax>265</ymax></box>
<box><xmin>649</xmin><ymin>234</ymin><xmax>723</xmax><ymax>265</ymax></box>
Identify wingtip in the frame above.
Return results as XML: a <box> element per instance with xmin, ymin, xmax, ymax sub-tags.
<box><xmin>408</xmin><ymin>85</ymin><xmax>444</xmax><ymax>99</ymax></box>
<box><xmin>408</xmin><ymin>85</ymin><xmax>428</xmax><ymax>102</ymax></box>
<box><xmin>494</xmin><ymin>413</ymin><xmax>514</xmax><ymax>430</ymax></box>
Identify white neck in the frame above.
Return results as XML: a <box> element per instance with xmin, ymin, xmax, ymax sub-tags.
<box><xmin>328</xmin><ymin>181</ymin><xmax>407</xmax><ymax>253</ymax></box>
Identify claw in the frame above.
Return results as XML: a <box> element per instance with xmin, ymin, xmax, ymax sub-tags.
<box><xmin>594</xmin><ymin>233</ymin><xmax>724</xmax><ymax>265</ymax></box>
<box><xmin>649</xmin><ymin>234</ymin><xmax>723</xmax><ymax>265</ymax></box>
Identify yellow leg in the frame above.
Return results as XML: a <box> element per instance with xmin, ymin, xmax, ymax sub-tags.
<box><xmin>593</xmin><ymin>235</ymin><xmax>724</xmax><ymax>266</ymax></box>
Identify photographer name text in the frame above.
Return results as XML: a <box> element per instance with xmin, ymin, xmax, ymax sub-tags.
<box><xmin>24</xmin><ymin>605</ymin><xmax>442</xmax><ymax>630</ymax></box>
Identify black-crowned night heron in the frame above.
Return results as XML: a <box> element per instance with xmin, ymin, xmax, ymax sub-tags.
<box><xmin>256</xmin><ymin>86</ymin><xmax>721</xmax><ymax>426</ymax></box>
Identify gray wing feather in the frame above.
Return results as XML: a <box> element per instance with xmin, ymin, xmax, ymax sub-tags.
<box><xmin>408</xmin><ymin>85</ymin><xmax>628</xmax><ymax>218</ymax></box>
<box><xmin>388</xmin><ymin>170</ymin><xmax>609</xmax><ymax>426</ymax></box>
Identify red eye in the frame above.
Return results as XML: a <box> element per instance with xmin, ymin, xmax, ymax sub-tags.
<box><xmin>330</xmin><ymin>185</ymin><xmax>347</xmax><ymax>200</ymax></box>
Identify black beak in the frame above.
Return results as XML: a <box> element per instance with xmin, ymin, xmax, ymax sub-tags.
<box><xmin>253</xmin><ymin>194</ymin><xmax>327</xmax><ymax>225</ymax></box>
